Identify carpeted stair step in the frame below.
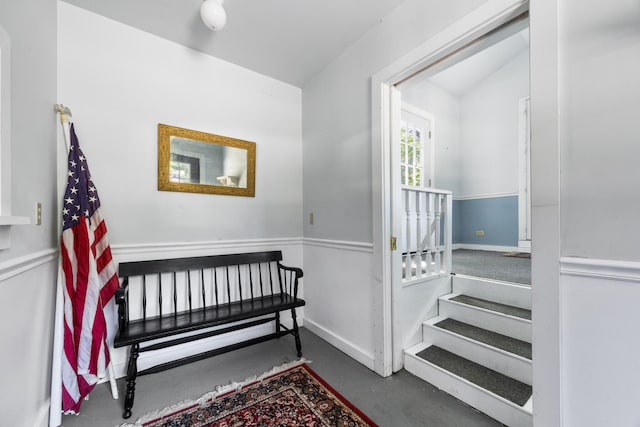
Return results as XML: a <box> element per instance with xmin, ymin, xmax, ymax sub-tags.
<box><xmin>416</xmin><ymin>345</ymin><xmax>532</xmax><ymax>407</ymax></box>
<box><xmin>439</xmin><ymin>294</ymin><xmax>532</xmax><ymax>342</ymax></box>
<box><xmin>452</xmin><ymin>275</ymin><xmax>531</xmax><ymax>309</ymax></box>
<box><xmin>404</xmin><ymin>342</ymin><xmax>533</xmax><ymax>426</ymax></box>
<box><xmin>434</xmin><ymin>318</ymin><xmax>531</xmax><ymax>360</ymax></box>
<box><xmin>423</xmin><ymin>316</ymin><xmax>532</xmax><ymax>384</ymax></box>
<box><xmin>450</xmin><ymin>295</ymin><xmax>531</xmax><ymax>320</ymax></box>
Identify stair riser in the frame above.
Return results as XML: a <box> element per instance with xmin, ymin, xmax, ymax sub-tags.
<box><xmin>423</xmin><ymin>322</ymin><xmax>532</xmax><ymax>385</ymax></box>
<box><xmin>439</xmin><ymin>299</ymin><xmax>531</xmax><ymax>342</ymax></box>
<box><xmin>452</xmin><ymin>275</ymin><xmax>531</xmax><ymax>309</ymax></box>
<box><xmin>405</xmin><ymin>352</ymin><xmax>532</xmax><ymax>427</ymax></box>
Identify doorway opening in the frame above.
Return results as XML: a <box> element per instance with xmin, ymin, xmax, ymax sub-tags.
<box><xmin>371</xmin><ymin>3</ymin><xmax>532</xmax><ymax>423</ymax></box>
<box><xmin>373</xmin><ymin>11</ymin><xmax>533</xmax><ymax>423</ymax></box>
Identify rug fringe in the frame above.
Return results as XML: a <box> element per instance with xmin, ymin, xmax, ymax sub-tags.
<box><xmin>118</xmin><ymin>358</ymin><xmax>309</xmax><ymax>427</ymax></box>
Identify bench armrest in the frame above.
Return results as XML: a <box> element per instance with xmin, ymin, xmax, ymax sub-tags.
<box><xmin>278</xmin><ymin>263</ymin><xmax>303</xmax><ymax>299</ymax></box>
<box><xmin>278</xmin><ymin>264</ymin><xmax>303</xmax><ymax>278</ymax></box>
<box><xmin>115</xmin><ymin>278</ymin><xmax>129</xmax><ymax>335</ymax></box>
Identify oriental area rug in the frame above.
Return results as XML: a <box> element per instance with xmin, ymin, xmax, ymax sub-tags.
<box><xmin>121</xmin><ymin>360</ymin><xmax>378</xmax><ymax>427</ymax></box>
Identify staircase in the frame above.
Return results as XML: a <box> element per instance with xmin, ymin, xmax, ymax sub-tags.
<box><xmin>404</xmin><ymin>274</ymin><xmax>533</xmax><ymax>426</ymax></box>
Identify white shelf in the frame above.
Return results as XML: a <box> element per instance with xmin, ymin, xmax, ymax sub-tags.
<box><xmin>0</xmin><ymin>215</ymin><xmax>30</xmax><ymax>225</ymax></box>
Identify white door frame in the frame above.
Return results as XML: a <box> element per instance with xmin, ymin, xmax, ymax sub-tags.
<box><xmin>518</xmin><ymin>96</ymin><xmax>532</xmax><ymax>247</ymax></box>
<box><xmin>370</xmin><ymin>0</ymin><xmax>529</xmax><ymax>377</ymax></box>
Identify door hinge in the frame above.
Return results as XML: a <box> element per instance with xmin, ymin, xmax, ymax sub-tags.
<box><xmin>390</xmin><ymin>236</ymin><xmax>397</xmax><ymax>251</ymax></box>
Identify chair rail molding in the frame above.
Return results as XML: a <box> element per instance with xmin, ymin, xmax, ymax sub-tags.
<box><xmin>0</xmin><ymin>248</ymin><xmax>57</xmax><ymax>282</ymax></box>
<box><xmin>560</xmin><ymin>257</ymin><xmax>640</xmax><ymax>283</ymax></box>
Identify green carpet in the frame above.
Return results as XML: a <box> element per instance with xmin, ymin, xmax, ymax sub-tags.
<box><xmin>416</xmin><ymin>346</ymin><xmax>532</xmax><ymax>406</ymax></box>
<box><xmin>450</xmin><ymin>295</ymin><xmax>531</xmax><ymax>320</ymax></box>
<box><xmin>434</xmin><ymin>318</ymin><xmax>531</xmax><ymax>359</ymax></box>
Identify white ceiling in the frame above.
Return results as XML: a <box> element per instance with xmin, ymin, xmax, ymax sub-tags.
<box><xmin>402</xmin><ymin>29</ymin><xmax>529</xmax><ymax>97</ymax></box>
<box><xmin>61</xmin><ymin>0</ymin><xmax>407</xmax><ymax>88</ymax></box>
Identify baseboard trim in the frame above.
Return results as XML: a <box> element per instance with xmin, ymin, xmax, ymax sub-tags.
<box><xmin>560</xmin><ymin>257</ymin><xmax>640</xmax><ymax>283</ymax></box>
<box><xmin>303</xmin><ymin>317</ymin><xmax>375</xmax><ymax>370</ymax></box>
<box><xmin>303</xmin><ymin>238</ymin><xmax>374</xmax><ymax>253</ymax></box>
<box><xmin>111</xmin><ymin>238</ymin><xmax>303</xmax><ymax>257</ymax></box>
<box><xmin>453</xmin><ymin>244</ymin><xmax>528</xmax><ymax>253</ymax></box>
<box><xmin>0</xmin><ymin>248</ymin><xmax>57</xmax><ymax>282</ymax></box>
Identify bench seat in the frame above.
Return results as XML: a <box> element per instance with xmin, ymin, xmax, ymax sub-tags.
<box><xmin>114</xmin><ymin>293</ymin><xmax>305</xmax><ymax>347</ymax></box>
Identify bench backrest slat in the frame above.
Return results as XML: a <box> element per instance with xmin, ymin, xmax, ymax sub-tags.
<box><xmin>118</xmin><ymin>251</ymin><xmax>289</xmax><ymax>323</ymax></box>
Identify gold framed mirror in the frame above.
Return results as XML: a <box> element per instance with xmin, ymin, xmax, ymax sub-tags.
<box><xmin>158</xmin><ymin>124</ymin><xmax>256</xmax><ymax>197</ymax></box>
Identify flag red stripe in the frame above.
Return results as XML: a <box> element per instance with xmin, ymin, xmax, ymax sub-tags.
<box><xmin>101</xmin><ymin>274</ymin><xmax>120</xmax><ymax>302</ymax></box>
<box><xmin>70</xmin><ymin>220</ymin><xmax>91</xmax><ymax>357</ymax></box>
<box><xmin>95</xmin><ymin>243</ymin><xmax>113</xmax><ymax>275</ymax></box>
<box><xmin>88</xmin><ymin>305</ymin><xmax>106</xmax><ymax>374</ymax></box>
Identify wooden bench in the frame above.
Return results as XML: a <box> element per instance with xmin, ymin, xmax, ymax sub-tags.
<box><xmin>113</xmin><ymin>250</ymin><xmax>304</xmax><ymax>419</ymax></box>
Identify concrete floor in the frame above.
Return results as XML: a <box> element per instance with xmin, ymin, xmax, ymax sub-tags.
<box><xmin>61</xmin><ymin>328</ymin><xmax>502</xmax><ymax>427</ymax></box>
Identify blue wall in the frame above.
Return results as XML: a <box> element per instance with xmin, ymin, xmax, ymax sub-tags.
<box><xmin>452</xmin><ymin>196</ymin><xmax>518</xmax><ymax>247</ymax></box>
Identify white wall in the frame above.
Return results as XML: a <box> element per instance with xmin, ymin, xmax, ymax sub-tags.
<box><xmin>554</xmin><ymin>0</ymin><xmax>640</xmax><ymax>425</ymax></box>
<box><xmin>0</xmin><ymin>1</ymin><xmax>59</xmax><ymax>426</ymax></box>
<box><xmin>58</xmin><ymin>3</ymin><xmax>303</xmax><ymax>247</ymax></box>
<box><xmin>399</xmin><ymin>80</ymin><xmax>462</xmax><ymax>195</ymax></box>
<box><xmin>559</xmin><ymin>0</ymin><xmax>640</xmax><ymax>262</ymax></box>
<box><xmin>560</xmin><ymin>259</ymin><xmax>640</xmax><ymax>427</ymax></box>
<box><xmin>459</xmin><ymin>50</ymin><xmax>529</xmax><ymax>197</ymax></box>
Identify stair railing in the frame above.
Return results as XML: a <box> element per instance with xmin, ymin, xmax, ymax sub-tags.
<box><xmin>401</xmin><ymin>186</ymin><xmax>452</xmax><ymax>283</ymax></box>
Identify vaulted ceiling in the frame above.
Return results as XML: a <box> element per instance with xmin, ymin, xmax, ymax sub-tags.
<box><xmin>61</xmin><ymin>0</ymin><xmax>407</xmax><ymax>88</ymax></box>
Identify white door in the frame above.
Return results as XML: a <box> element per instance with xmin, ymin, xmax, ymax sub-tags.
<box><xmin>391</xmin><ymin>89</ymin><xmax>451</xmax><ymax>373</ymax></box>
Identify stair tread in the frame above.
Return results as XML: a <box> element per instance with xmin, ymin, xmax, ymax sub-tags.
<box><xmin>434</xmin><ymin>318</ymin><xmax>532</xmax><ymax>360</ymax></box>
<box><xmin>450</xmin><ymin>295</ymin><xmax>532</xmax><ymax>320</ymax></box>
<box><xmin>416</xmin><ymin>345</ymin><xmax>532</xmax><ymax>407</ymax></box>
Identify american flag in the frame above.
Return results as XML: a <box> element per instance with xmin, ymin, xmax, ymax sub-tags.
<box><xmin>60</xmin><ymin>124</ymin><xmax>119</xmax><ymax>413</ymax></box>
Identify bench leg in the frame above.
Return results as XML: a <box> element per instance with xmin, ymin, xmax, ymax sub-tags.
<box><xmin>291</xmin><ymin>308</ymin><xmax>302</xmax><ymax>357</ymax></box>
<box><xmin>123</xmin><ymin>343</ymin><xmax>139</xmax><ymax>419</ymax></box>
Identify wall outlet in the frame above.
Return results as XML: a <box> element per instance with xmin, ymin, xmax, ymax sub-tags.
<box><xmin>475</xmin><ymin>230</ymin><xmax>485</xmax><ymax>236</ymax></box>
<box><xmin>309</xmin><ymin>212</ymin><xmax>314</xmax><ymax>225</ymax></box>
<box><xmin>35</xmin><ymin>202</ymin><xmax>42</xmax><ymax>225</ymax></box>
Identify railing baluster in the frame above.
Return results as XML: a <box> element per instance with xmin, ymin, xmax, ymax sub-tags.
<box><xmin>404</xmin><ymin>189</ymin><xmax>412</xmax><ymax>279</ymax></box>
<box><xmin>425</xmin><ymin>192</ymin><xmax>433</xmax><ymax>276</ymax></box>
<box><xmin>415</xmin><ymin>190</ymin><xmax>423</xmax><ymax>278</ymax></box>
<box><xmin>435</xmin><ymin>194</ymin><xmax>442</xmax><ymax>272</ymax></box>
<box><xmin>444</xmin><ymin>193</ymin><xmax>453</xmax><ymax>273</ymax></box>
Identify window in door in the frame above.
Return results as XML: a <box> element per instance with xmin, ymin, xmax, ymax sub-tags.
<box><xmin>400</xmin><ymin>104</ymin><xmax>434</xmax><ymax>187</ymax></box>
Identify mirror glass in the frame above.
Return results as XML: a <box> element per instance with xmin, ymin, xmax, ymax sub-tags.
<box><xmin>158</xmin><ymin>124</ymin><xmax>256</xmax><ymax>197</ymax></box>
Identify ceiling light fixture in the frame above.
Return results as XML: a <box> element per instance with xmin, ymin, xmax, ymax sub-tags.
<box><xmin>201</xmin><ymin>0</ymin><xmax>227</xmax><ymax>31</ymax></box>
